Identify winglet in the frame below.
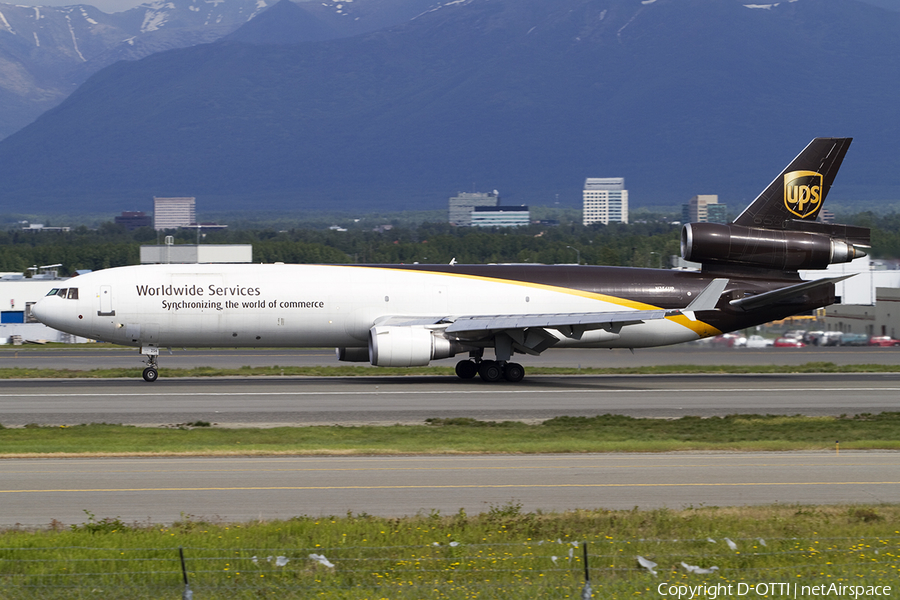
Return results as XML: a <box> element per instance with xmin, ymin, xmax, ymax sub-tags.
<box><xmin>680</xmin><ymin>278</ymin><xmax>729</xmax><ymax>321</ymax></box>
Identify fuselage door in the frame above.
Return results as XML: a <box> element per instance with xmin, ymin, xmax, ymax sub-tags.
<box><xmin>98</xmin><ymin>285</ymin><xmax>115</xmax><ymax>316</ymax></box>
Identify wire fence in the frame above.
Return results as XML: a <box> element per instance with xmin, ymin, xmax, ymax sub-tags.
<box><xmin>1</xmin><ymin>535</ymin><xmax>897</xmax><ymax>599</ymax></box>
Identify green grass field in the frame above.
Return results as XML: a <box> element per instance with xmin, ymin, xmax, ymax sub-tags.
<box><xmin>2</xmin><ymin>355</ymin><xmax>897</xmax><ymax>597</ymax></box>
<box><xmin>1</xmin><ymin>413</ymin><xmax>899</xmax><ymax>456</ymax></box>
<box><xmin>1</xmin><ymin>504</ymin><xmax>897</xmax><ymax>599</ymax></box>
<box><xmin>3</xmin><ymin>360</ymin><xmax>900</xmax><ymax>379</ymax></box>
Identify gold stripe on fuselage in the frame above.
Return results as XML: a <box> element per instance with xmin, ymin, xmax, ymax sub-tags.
<box><xmin>349</xmin><ymin>265</ymin><xmax>722</xmax><ymax>339</ymax></box>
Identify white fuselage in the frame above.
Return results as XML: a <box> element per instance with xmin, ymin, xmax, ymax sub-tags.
<box><xmin>32</xmin><ymin>264</ymin><xmax>715</xmax><ymax>353</ymax></box>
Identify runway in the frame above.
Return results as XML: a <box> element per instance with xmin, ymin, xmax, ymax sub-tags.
<box><xmin>0</xmin><ymin>372</ymin><xmax>897</xmax><ymax>426</ymax></box>
<box><xmin>4</xmin><ymin>344</ymin><xmax>900</xmax><ymax>370</ymax></box>
<box><xmin>2</xmin><ymin>452</ymin><xmax>897</xmax><ymax>526</ymax></box>
<box><xmin>1</xmin><ymin>347</ymin><xmax>898</xmax><ymax>525</ymax></box>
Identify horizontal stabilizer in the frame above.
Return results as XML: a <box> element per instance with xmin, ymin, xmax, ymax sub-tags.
<box><xmin>729</xmin><ymin>275</ymin><xmax>853</xmax><ymax>312</ymax></box>
<box><xmin>784</xmin><ymin>220</ymin><xmax>871</xmax><ymax>248</ymax></box>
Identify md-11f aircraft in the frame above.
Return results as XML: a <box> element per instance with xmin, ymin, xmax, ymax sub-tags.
<box><xmin>33</xmin><ymin>138</ymin><xmax>869</xmax><ymax>382</ymax></box>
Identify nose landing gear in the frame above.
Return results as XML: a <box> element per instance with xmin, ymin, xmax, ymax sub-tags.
<box><xmin>141</xmin><ymin>346</ymin><xmax>159</xmax><ymax>382</ymax></box>
<box><xmin>142</xmin><ymin>365</ymin><xmax>159</xmax><ymax>382</ymax></box>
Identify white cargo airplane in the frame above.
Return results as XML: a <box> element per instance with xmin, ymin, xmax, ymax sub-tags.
<box><xmin>33</xmin><ymin>138</ymin><xmax>868</xmax><ymax>382</ymax></box>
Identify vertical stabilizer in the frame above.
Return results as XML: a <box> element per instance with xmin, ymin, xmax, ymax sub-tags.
<box><xmin>733</xmin><ymin>137</ymin><xmax>851</xmax><ymax>229</ymax></box>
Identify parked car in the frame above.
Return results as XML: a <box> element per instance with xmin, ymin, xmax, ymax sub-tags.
<box><xmin>773</xmin><ymin>337</ymin><xmax>805</xmax><ymax>347</ymax></box>
<box><xmin>868</xmin><ymin>336</ymin><xmax>900</xmax><ymax>347</ymax></box>
<box><xmin>821</xmin><ymin>331</ymin><xmax>843</xmax><ymax>346</ymax></box>
<box><xmin>745</xmin><ymin>335</ymin><xmax>774</xmax><ymax>348</ymax></box>
<box><xmin>803</xmin><ymin>331</ymin><xmax>826</xmax><ymax>346</ymax></box>
<box><xmin>711</xmin><ymin>333</ymin><xmax>746</xmax><ymax>347</ymax></box>
<box><xmin>840</xmin><ymin>333</ymin><xmax>870</xmax><ymax>346</ymax></box>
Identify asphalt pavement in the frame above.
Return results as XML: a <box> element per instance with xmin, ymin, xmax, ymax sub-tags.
<box><xmin>0</xmin><ymin>372</ymin><xmax>898</xmax><ymax>426</ymax></box>
<box><xmin>2</xmin><ymin>452</ymin><xmax>897</xmax><ymax>526</ymax></box>
<box><xmin>2</xmin><ymin>345</ymin><xmax>898</xmax><ymax>525</ymax></box>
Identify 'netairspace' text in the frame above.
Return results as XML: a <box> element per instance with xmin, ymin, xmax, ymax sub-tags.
<box><xmin>657</xmin><ymin>583</ymin><xmax>891</xmax><ymax>600</ymax></box>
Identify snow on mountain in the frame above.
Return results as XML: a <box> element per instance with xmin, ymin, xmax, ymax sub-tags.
<box><xmin>0</xmin><ymin>0</ymin><xmax>447</xmax><ymax>140</ymax></box>
<box><xmin>0</xmin><ymin>0</ymin><xmax>270</xmax><ymax>139</ymax></box>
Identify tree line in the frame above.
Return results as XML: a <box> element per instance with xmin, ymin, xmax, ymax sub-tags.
<box><xmin>0</xmin><ymin>211</ymin><xmax>893</xmax><ymax>276</ymax></box>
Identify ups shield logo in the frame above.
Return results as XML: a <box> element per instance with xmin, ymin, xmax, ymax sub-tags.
<box><xmin>784</xmin><ymin>170</ymin><xmax>823</xmax><ymax>218</ymax></box>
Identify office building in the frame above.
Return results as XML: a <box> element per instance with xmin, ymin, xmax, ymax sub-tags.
<box><xmin>583</xmin><ymin>178</ymin><xmax>628</xmax><ymax>225</ymax></box>
<box><xmin>470</xmin><ymin>206</ymin><xmax>530</xmax><ymax>228</ymax></box>
<box><xmin>153</xmin><ymin>197</ymin><xmax>196</xmax><ymax>230</ymax></box>
<box><xmin>115</xmin><ymin>211</ymin><xmax>152</xmax><ymax>231</ymax></box>
<box><xmin>706</xmin><ymin>203</ymin><xmax>729</xmax><ymax>224</ymax></box>
<box><xmin>449</xmin><ymin>191</ymin><xmax>499</xmax><ymax>226</ymax></box>
<box><xmin>682</xmin><ymin>195</ymin><xmax>728</xmax><ymax>224</ymax></box>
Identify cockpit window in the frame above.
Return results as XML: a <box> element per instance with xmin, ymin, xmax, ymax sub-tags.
<box><xmin>43</xmin><ymin>288</ymin><xmax>79</xmax><ymax>299</ymax></box>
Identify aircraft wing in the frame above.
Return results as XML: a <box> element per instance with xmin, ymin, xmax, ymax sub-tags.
<box><xmin>437</xmin><ymin>278</ymin><xmax>729</xmax><ymax>338</ymax></box>
<box><xmin>374</xmin><ymin>310</ymin><xmax>668</xmax><ymax>336</ymax></box>
<box><xmin>371</xmin><ymin>279</ymin><xmax>728</xmax><ymax>357</ymax></box>
<box><xmin>443</xmin><ymin>277</ymin><xmax>728</xmax><ymax>334</ymax></box>
<box><xmin>444</xmin><ymin>309</ymin><xmax>668</xmax><ymax>335</ymax></box>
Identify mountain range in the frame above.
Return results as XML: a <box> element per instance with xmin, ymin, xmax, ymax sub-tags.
<box><xmin>0</xmin><ymin>0</ymin><xmax>898</xmax><ymax>215</ymax></box>
<box><xmin>0</xmin><ymin>0</ymin><xmax>441</xmax><ymax>139</ymax></box>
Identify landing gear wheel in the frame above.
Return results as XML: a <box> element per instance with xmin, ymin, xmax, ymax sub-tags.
<box><xmin>455</xmin><ymin>360</ymin><xmax>478</xmax><ymax>379</ymax></box>
<box><xmin>142</xmin><ymin>367</ymin><xmax>159</xmax><ymax>382</ymax></box>
<box><xmin>503</xmin><ymin>362</ymin><xmax>525</xmax><ymax>382</ymax></box>
<box><xmin>478</xmin><ymin>360</ymin><xmax>503</xmax><ymax>382</ymax></box>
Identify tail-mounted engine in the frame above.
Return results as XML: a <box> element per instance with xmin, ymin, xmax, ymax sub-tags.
<box><xmin>682</xmin><ymin>222</ymin><xmax>869</xmax><ymax>271</ymax></box>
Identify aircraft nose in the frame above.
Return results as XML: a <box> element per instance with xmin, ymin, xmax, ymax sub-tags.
<box><xmin>31</xmin><ymin>297</ymin><xmax>55</xmax><ymax>326</ymax></box>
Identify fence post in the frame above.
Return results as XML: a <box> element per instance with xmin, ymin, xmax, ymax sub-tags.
<box><xmin>581</xmin><ymin>542</ymin><xmax>592</xmax><ymax>599</ymax></box>
<box><xmin>179</xmin><ymin>547</ymin><xmax>193</xmax><ymax>600</ymax></box>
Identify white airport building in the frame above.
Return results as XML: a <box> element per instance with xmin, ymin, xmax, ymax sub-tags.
<box><xmin>0</xmin><ymin>270</ymin><xmax>88</xmax><ymax>343</ymax></box>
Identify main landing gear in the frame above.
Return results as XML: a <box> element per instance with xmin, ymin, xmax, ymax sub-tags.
<box><xmin>455</xmin><ymin>359</ymin><xmax>525</xmax><ymax>383</ymax></box>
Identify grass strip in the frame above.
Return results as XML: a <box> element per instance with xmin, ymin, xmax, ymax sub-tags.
<box><xmin>4</xmin><ymin>360</ymin><xmax>900</xmax><ymax>378</ymax></box>
<box><xmin>0</xmin><ymin>504</ymin><xmax>898</xmax><ymax>599</ymax></box>
<box><xmin>2</xmin><ymin>413</ymin><xmax>899</xmax><ymax>456</ymax></box>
